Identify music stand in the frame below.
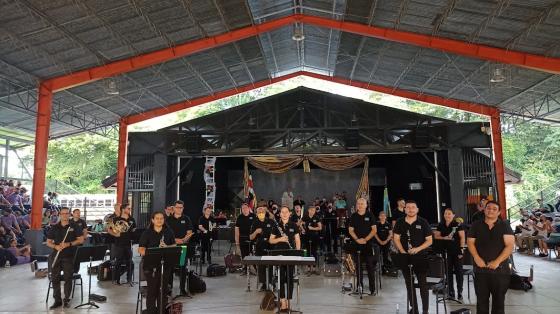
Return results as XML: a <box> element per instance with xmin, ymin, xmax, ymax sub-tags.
<box><xmin>268</xmin><ymin>250</ymin><xmax>304</xmax><ymax>314</ymax></box>
<box><xmin>74</xmin><ymin>245</ymin><xmax>108</xmax><ymax>309</ymax></box>
<box><xmin>144</xmin><ymin>247</ymin><xmax>182</xmax><ymax>314</ymax></box>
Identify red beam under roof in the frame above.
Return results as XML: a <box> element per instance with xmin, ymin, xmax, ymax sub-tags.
<box><xmin>44</xmin><ymin>15</ymin><xmax>560</xmax><ymax>92</ymax></box>
<box><xmin>125</xmin><ymin>71</ymin><xmax>498</xmax><ymax>124</ymax></box>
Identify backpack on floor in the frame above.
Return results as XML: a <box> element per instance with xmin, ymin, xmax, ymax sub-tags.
<box><xmin>97</xmin><ymin>260</ymin><xmax>112</xmax><ymax>281</ymax></box>
<box><xmin>188</xmin><ymin>270</ymin><xmax>206</xmax><ymax>293</ymax></box>
<box><xmin>224</xmin><ymin>252</ymin><xmax>243</xmax><ymax>272</ymax></box>
<box><xmin>206</xmin><ymin>263</ymin><xmax>227</xmax><ymax>277</ymax></box>
<box><xmin>260</xmin><ymin>290</ymin><xmax>276</xmax><ymax>311</ymax></box>
<box><xmin>509</xmin><ymin>273</ymin><xmax>532</xmax><ymax>291</ymax></box>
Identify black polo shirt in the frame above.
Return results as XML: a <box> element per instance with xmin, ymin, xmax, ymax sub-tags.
<box><xmin>436</xmin><ymin>220</ymin><xmax>463</xmax><ymax>254</ymax></box>
<box><xmin>251</xmin><ymin>218</ymin><xmax>275</xmax><ymax>251</ymax></box>
<box><xmin>393</xmin><ymin>216</ymin><xmax>432</xmax><ymax>251</ymax></box>
<box><xmin>290</xmin><ymin>212</ymin><xmax>303</xmax><ymax>224</ymax></box>
<box><xmin>272</xmin><ymin>220</ymin><xmax>299</xmax><ymax>250</ymax></box>
<box><xmin>391</xmin><ymin>208</ymin><xmax>406</xmax><ymax>223</ymax></box>
<box><xmin>303</xmin><ymin>214</ymin><xmax>321</xmax><ymax>235</ymax></box>
<box><xmin>138</xmin><ymin>226</ymin><xmax>175</xmax><ymax>269</ymax></box>
<box><xmin>467</xmin><ymin>219</ymin><xmax>513</xmax><ymax>273</ymax></box>
<box><xmin>113</xmin><ymin>216</ymin><xmax>136</xmax><ymax>247</ymax></box>
<box><xmin>471</xmin><ymin>210</ymin><xmax>485</xmax><ymax>223</ymax></box>
<box><xmin>166</xmin><ymin>214</ymin><xmax>193</xmax><ymax>239</ymax></box>
<box><xmin>70</xmin><ymin>218</ymin><xmax>87</xmax><ymax>236</ymax></box>
<box><xmin>376</xmin><ymin>220</ymin><xmax>392</xmax><ymax>242</ymax></box>
<box><xmin>235</xmin><ymin>213</ymin><xmax>255</xmax><ymax>239</ymax></box>
<box><xmin>47</xmin><ymin>222</ymin><xmax>80</xmax><ymax>258</ymax></box>
<box><xmin>198</xmin><ymin>215</ymin><xmax>214</xmax><ymax>233</ymax></box>
<box><xmin>349</xmin><ymin>211</ymin><xmax>376</xmax><ymax>239</ymax></box>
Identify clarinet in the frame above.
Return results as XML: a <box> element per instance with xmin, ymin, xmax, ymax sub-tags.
<box><xmin>406</xmin><ymin>230</ymin><xmax>413</xmax><ymax>252</ymax></box>
<box><xmin>277</xmin><ymin>221</ymin><xmax>293</xmax><ymax>249</ymax></box>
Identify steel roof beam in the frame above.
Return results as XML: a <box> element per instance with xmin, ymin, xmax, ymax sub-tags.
<box><xmin>44</xmin><ymin>14</ymin><xmax>560</xmax><ymax>92</ymax></box>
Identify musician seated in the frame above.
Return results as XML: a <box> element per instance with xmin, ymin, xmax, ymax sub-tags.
<box><xmin>138</xmin><ymin>211</ymin><xmax>176</xmax><ymax>314</ymax></box>
<box><xmin>269</xmin><ymin>206</ymin><xmax>301</xmax><ymax>312</ymax></box>
<box><xmin>348</xmin><ymin>198</ymin><xmax>378</xmax><ymax>295</ymax></box>
<box><xmin>46</xmin><ymin>207</ymin><xmax>85</xmax><ymax>309</ymax></box>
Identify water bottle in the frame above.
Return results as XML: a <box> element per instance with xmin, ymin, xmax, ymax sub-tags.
<box><xmin>6</xmin><ymin>260</ymin><xmax>11</xmax><ymax>268</ymax></box>
<box><xmin>395</xmin><ymin>303</ymin><xmax>399</xmax><ymax>314</ymax></box>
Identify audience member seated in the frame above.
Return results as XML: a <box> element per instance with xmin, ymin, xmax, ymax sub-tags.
<box><xmin>0</xmin><ymin>247</ymin><xmax>18</xmax><ymax>267</ymax></box>
<box><xmin>7</xmin><ymin>238</ymin><xmax>31</xmax><ymax>264</ymax></box>
<box><xmin>515</xmin><ymin>216</ymin><xmax>535</xmax><ymax>254</ymax></box>
<box><xmin>534</xmin><ymin>215</ymin><xmax>553</xmax><ymax>257</ymax></box>
<box><xmin>15</xmin><ymin>211</ymin><xmax>30</xmax><ymax>231</ymax></box>
<box><xmin>1</xmin><ymin>209</ymin><xmax>22</xmax><ymax>238</ymax></box>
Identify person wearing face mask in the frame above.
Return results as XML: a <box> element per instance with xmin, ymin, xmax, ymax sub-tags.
<box><xmin>250</xmin><ymin>202</ymin><xmax>275</xmax><ymax>291</ymax></box>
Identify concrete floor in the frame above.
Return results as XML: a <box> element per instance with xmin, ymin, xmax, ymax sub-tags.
<box><xmin>1</xmin><ymin>251</ymin><xmax>559</xmax><ymax>314</ymax></box>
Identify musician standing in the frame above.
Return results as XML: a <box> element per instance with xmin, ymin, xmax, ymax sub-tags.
<box><xmin>166</xmin><ymin>200</ymin><xmax>193</xmax><ymax>296</ymax></box>
<box><xmin>198</xmin><ymin>206</ymin><xmax>215</xmax><ymax>265</ymax></box>
<box><xmin>269</xmin><ymin>206</ymin><xmax>301</xmax><ymax>312</ymax></box>
<box><xmin>70</xmin><ymin>208</ymin><xmax>88</xmax><ymax>239</ymax></box>
<box><xmin>303</xmin><ymin>206</ymin><xmax>322</xmax><ymax>275</ymax></box>
<box><xmin>108</xmin><ymin>203</ymin><xmax>136</xmax><ymax>284</ymax></box>
<box><xmin>393</xmin><ymin>200</ymin><xmax>433</xmax><ymax>314</ymax></box>
<box><xmin>323</xmin><ymin>202</ymin><xmax>338</xmax><ymax>253</ymax></box>
<box><xmin>138</xmin><ymin>211</ymin><xmax>176</xmax><ymax>314</ymax></box>
<box><xmin>235</xmin><ymin>203</ymin><xmax>255</xmax><ymax>273</ymax></box>
<box><xmin>434</xmin><ymin>208</ymin><xmax>466</xmax><ymax>300</ymax></box>
<box><xmin>250</xmin><ymin>202</ymin><xmax>275</xmax><ymax>291</ymax></box>
<box><xmin>105</xmin><ymin>203</ymin><xmax>121</xmax><ymax>260</ymax></box>
<box><xmin>46</xmin><ymin>207</ymin><xmax>84</xmax><ymax>309</ymax></box>
<box><xmin>374</xmin><ymin>211</ymin><xmax>393</xmax><ymax>272</ymax></box>
<box><xmin>467</xmin><ymin>201</ymin><xmax>514</xmax><ymax>314</ymax></box>
<box><xmin>348</xmin><ymin>197</ymin><xmax>378</xmax><ymax>295</ymax></box>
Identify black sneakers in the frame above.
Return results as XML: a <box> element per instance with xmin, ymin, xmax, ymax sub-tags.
<box><xmin>49</xmin><ymin>301</ymin><xmax>63</xmax><ymax>310</ymax></box>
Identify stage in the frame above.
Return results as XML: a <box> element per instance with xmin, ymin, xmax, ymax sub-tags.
<box><xmin>0</xmin><ymin>252</ymin><xmax>557</xmax><ymax>313</ymax></box>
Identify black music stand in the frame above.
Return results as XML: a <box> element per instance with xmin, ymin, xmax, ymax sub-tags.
<box><xmin>74</xmin><ymin>245</ymin><xmax>108</xmax><ymax>309</ymax></box>
<box><xmin>268</xmin><ymin>250</ymin><xmax>305</xmax><ymax>314</ymax></box>
<box><xmin>144</xmin><ymin>247</ymin><xmax>182</xmax><ymax>314</ymax></box>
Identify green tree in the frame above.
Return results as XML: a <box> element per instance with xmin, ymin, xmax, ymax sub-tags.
<box><xmin>45</xmin><ymin>132</ymin><xmax>118</xmax><ymax>193</ymax></box>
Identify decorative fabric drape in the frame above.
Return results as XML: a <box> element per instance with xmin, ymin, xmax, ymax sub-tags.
<box><xmin>355</xmin><ymin>158</ymin><xmax>369</xmax><ymax>201</ymax></box>
<box><xmin>246</xmin><ymin>155</ymin><xmax>367</xmax><ymax>173</ymax></box>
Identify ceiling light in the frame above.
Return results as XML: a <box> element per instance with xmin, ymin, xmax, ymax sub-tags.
<box><xmin>292</xmin><ymin>23</ymin><xmax>305</xmax><ymax>41</ymax></box>
<box><xmin>106</xmin><ymin>79</ymin><xmax>119</xmax><ymax>95</ymax></box>
<box><xmin>490</xmin><ymin>68</ymin><xmax>506</xmax><ymax>83</ymax></box>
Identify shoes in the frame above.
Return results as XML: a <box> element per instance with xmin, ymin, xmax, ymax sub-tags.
<box><xmin>457</xmin><ymin>293</ymin><xmax>463</xmax><ymax>301</ymax></box>
<box><xmin>538</xmin><ymin>253</ymin><xmax>548</xmax><ymax>257</ymax></box>
<box><xmin>63</xmin><ymin>299</ymin><xmax>70</xmax><ymax>308</ymax></box>
<box><xmin>448</xmin><ymin>291</ymin><xmax>455</xmax><ymax>299</ymax></box>
<box><xmin>49</xmin><ymin>301</ymin><xmax>63</xmax><ymax>310</ymax></box>
<box><xmin>179</xmin><ymin>290</ymin><xmax>189</xmax><ymax>296</ymax></box>
<box><xmin>368</xmin><ymin>290</ymin><xmax>376</xmax><ymax>296</ymax></box>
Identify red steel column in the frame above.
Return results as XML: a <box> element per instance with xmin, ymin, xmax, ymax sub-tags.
<box><xmin>490</xmin><ymin>111</ymin><xmax>507</xmax><ymax>218</ymax></box>
<box><xmin>116</xmin><ymin>119</ymin><xmax>128</xmax><ymax>204</ymax></box>
<box><xmin>31</xmin><ymin>83</ymin><xmax>53</xmax><ymax>230</ymax></box>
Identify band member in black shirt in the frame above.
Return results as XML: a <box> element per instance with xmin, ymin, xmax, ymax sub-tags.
<box><xmin>46</xmin><ymin>207</ymin><xmax>85</xmax><ymax>309</ymax></box>
<box><xmin>138</xmin><ymin>211</ymin><xmax>176</xmax><ymax>314</ymax></box>
<box><xmin>323</xmin><ymin>202</ymin><xmax>338</xmax><ymax>253</ymax></box>
<box><xmin>198</xmin><ymin>206</ymin><xmax>215</xmax><ymax>264</ymax></box>
<box><xmin>250</xmin><ymin>203</ymin><xmax>275</xmax><ymax>290</ymax></box>
<box><xmin>374</xmin><ymin>211</ymin><xmax>393</xmax><ymax>272</ymax></box>
<box><xmin>348</xmin><ymin>197</ymin><xmax>378</xmax><ymax>295</ymax></box>
<box><xmin>70</xmin><ymin>208</ymin><xmax>88</xmax><ymax>239</ymax></box>
<box><xmin>391</xmin><ymin>198</ymin><xmax>406</xmax><ymax>227</ymax></box>
<box><xmin>434</xmin><ymin>208</ymin><xmax>466</xmax><ymax>300</ymax></box>
<box><xmin>303</xmin><ymin>206</ymin><xmax>322</xmax><ymax>275</ymax></box>
<box><xmin>108</xmin><ymin>203</ymin><xmax>136</xmax><ymax>284</ymax></box>
<box><xmin>105</xmin><ymin>203</ymin><xmax>121</xmax><ymax>260</ymax></box>
<box><xmin>393</xmin><ymin>200</ymin><xmax>433</xmax><ymax>314</ymax></box>
<box><xmin>166</xmin><ymin>200</ymin><xmax>193</xmax><ymax>296</ymax></box>
<box><xmin>269</xmin><ymin>206</ymin><xmax>301</xmax><ymax>312</ymax></box>
<box><xmin>467</xmin><ymin>201</ymin><xmax>514</xmax><ymax>314</ymax></box>
<box><xmin>290</xmin><ymin>204</ymin><xmax>306</xmax><ymax>241</ymax></box>
<box><xmin>235</xmin><ymin>203</ymin><xmax>255</xmax><ymax>272</ymax></box>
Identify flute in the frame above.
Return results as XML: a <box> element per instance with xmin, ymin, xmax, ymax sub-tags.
<box><xmin>52</xmin><ymin>226</ymin><xmax>72</xmax><ymax>269</ymax></box>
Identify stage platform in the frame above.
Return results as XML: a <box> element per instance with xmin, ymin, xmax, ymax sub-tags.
<box><xmin>0</xmin><ymin>252</ymin><xmax>558</xmax><ymax>314</ymax></box>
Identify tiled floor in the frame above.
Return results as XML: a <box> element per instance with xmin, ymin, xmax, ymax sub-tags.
<box><xmin>1</xmin><ymin>252</ymin><xmax>558</xmax><ymax>313</ymax></box>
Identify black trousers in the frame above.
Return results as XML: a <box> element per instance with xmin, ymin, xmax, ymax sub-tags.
<box><xmin>50</xmin><ymin>255</ymin><xmax>74</xmax><ymax>303</ymax></box>
<box><xmin>306</xmin><ymin>233</ymin><xmax>320</xmax><ymax>264</ymax></box>
<box><xmin>378</xmin><ymin>242</ymin><xmax>391</xmax><ymax>269</ymax></box>
<box><xmin>447</xmin><ymin>252</ymin><xmax>464</xmax><ymax>295</ymax></box>
<box><xmin>353</xmin><ymin>247</ymin><xmax>378</xmax><ymax>293</ymax></box>
<box><xmin>144</xmin><ymin>266</ymin><xmax>172</xmax><ymax>314</ymax></box>
<box><xmin>239</xmin><ymin>236</ymin><xmax>251</xmax><ymax>258</ymax></box>
<box><xmin>474</xmin><ymin>272</ymin><xmax>510</xmax><ymax>314</ymax></box>
<box><xmin>256</xmin><ymin>246</ymin><xmax>272</xmax><ymax>288</ymax></box>
<box><xmin>279</xmin><ymin>265</ymin><xmax>294</xmax><ymax>299</ymax></box>
<box><xmin>113</xmin><ymin>244</ymin><xmax>133</xmax><ymax>282</ymax></box>
<box><xmin>323</xmin><ymin>223</ymin><xmax>339</xmax><ymax>253</ymax></box>
<box><xmin>200</xmin><ymin>233</ymin><xmax>212</xmax><ymax>263</ymax></box>
<box><xmin>395</xmin><ymin>253</ymin><xmax>429</xmax><ymax>314</ymax></box>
